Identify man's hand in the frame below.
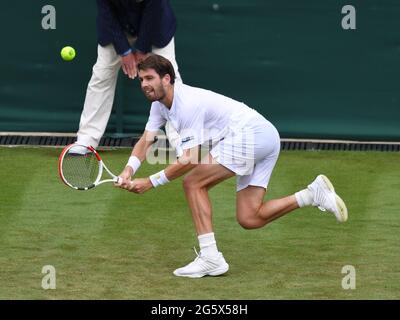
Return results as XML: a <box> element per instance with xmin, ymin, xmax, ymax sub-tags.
<box><xmin>115</xmin><ymin>166</ymin><xmax>133</xmax><ymax>188</ymax></box>
<box><xmin>134</xmin><ymin>51</ymin><xmax>150</xmax><ymax>64</ymax></box>
<box><xmin>121</xmin><ymin>53</ymin><xmax>137</xmax><ymax>79</ymax></box>
<box><xmin>123</xmin><ymin>178</ymin><xmax>153</xmax><ymax>194</ymax></box>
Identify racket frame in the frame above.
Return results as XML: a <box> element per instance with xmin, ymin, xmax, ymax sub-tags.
<box><xmin>58</xmin><ymin>144</ymin><xmax>120</xmax><ymax>190</ymax></box>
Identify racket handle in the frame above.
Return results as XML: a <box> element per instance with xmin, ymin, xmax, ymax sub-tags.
<box><xmin>115</xmin><ymin>176</ymin><xmax>122</xmax><ymax>184</ymax></box>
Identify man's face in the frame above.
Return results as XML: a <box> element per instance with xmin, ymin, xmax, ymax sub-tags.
<box><xmin>138</xmin><ymin>68</ymin><xmax>167</xmax><ymax>102</ymax></box>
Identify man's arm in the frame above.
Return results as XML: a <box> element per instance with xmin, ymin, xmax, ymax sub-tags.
<box><xmin>163</xmin><ymin>147</ymin><xmax>199</xmax><ymax>181</ymax></box>
<box><xmin>97</xmin><ymin>0</ymin><xmax>130</xmax><ymax>54</ymax></box>
<box><xmin>97</xmin><ymin>0</ymin><xmax>137</xmax><ymax>78</ymax></box>
<box><xmin>134</xmin><ymin>0</ymin><xmax>176</xmax><ymax>53</ymax></box>
<box><xmin>133</xmin><ymin>0</ymin><xmax>161</xmax><ymax>53</ymax></box>
<box><xmin>118</xmin><ymin>130</ymin><xmax>158</xmax><ymax>183</ymax></box>
<box><xmin>122</xmin><ymin>146</ymin><xmax>200</xmax><ymax>194</ymax></box>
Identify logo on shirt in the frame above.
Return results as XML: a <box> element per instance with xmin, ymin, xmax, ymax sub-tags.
<box><xmin>181</xmin><ymin>136</ymin><xmax>195</xmax><ymax>144</ymax></box>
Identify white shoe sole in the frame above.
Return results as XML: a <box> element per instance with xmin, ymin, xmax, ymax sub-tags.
<box><xmin>173</xmin><ymin>264</ymin><xmax>229</xmax><ymax>278</ymax></box>
<box><xmin>318</xmin><ymin>175</ymin><xmax>348</xmax><ymax>223</ymax></box>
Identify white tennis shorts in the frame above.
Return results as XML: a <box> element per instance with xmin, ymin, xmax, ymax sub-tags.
<box><xmin>210</xmin><ymin>113</ymin><xmax>280</xmax><ymax>192</ymax></box>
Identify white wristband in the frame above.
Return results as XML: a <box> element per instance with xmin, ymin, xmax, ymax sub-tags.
<box><xmin>126</xmin><ymin>156</ymin><xmax>141</xmax><ymax>174</ymax></box>
<box><xmin>149</xmin><ymin>170</ymin><xmax>170</xmax><ymax>188</ymax></box>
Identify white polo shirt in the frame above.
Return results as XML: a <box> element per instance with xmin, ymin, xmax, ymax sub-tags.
<box><xmin>145</xmin><ymin>83</ymin><xmax>259</xmax><ymax>150</ymax></box>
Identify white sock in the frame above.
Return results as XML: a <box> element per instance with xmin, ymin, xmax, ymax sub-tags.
<box><xmin>295</xmin><ymin>189</ymin><xmax>313</xmax><ymax>207</ymax></box>
<box><xmin>198</xmin><ymin>232</ymin><xmax>219</xmax><ymax>258</ymax></box>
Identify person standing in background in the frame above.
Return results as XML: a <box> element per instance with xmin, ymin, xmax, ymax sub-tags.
<box><xmin>77</xmin><ymin>0</ymin><xmax>181</xmax><ymax>149</ymax></box>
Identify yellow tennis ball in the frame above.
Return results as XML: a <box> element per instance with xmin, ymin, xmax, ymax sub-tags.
<box><xmin>61</xmin><ymin>46</ymin><xmax>76</xmax><ymax>61</ymax></box>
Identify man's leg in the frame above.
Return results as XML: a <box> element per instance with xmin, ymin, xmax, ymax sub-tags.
<box><xmin>173</xmin><ymin>154</ymin><xmax>235</xmax><ymax>278</ymax></box>
<box><xmin>77</xmin><ymin>44</ymin><xmax>121</xmax><ymax>148</ymax></box>
<box><xmin>236</xmin><ymin>174</ymin><xmax>349</xmax><ymax>230</ymax></box>
<box><xmin>182</xmin><ymin>154</ymin><xmax>235</xmax><ymax>235</ymax></box>
<box><xmin>236</xmin><ymin>186</ymin><xmax>299</xmax><ymax>229</ymax></box>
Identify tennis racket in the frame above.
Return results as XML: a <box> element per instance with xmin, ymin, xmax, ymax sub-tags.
<box><xmin>58</xmin><ymin>144</ymin><xmax>121</xmax><ymax>190</ymax></box>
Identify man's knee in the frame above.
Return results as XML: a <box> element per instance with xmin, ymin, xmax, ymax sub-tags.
<box><xmin>183</xmin><ymin>173</ymin><xmax>210</xmax><ymax>193</ymax></box>
<box><xmin>236</xmin><ymin>211</ymin><xmax>259</xmax><ymax>230</ymax></box>
<box><xmin>182</xmin><ymin>175</ymin><xmax>198</xmax><ymax>192</ymax></box>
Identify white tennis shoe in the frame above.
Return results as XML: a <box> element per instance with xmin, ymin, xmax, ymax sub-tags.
<box><xmin>173</xmin><ymin>249</ymin><xmax>229</xmax><ymax>278</ymax></box>
<box><xmin>69</xmin><ymin>144</ymin><xmax>91</xmax><ymax>156</ymax></box>
<box><xmin>307</xmin><ymin>174</ymin><xmax>348</xmax><ymax>223</ymax></box>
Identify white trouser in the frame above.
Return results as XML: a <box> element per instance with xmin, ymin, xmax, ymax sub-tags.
<box><xmin>77</xmin><ymin>37</ymin><xmax>181</xmax><ymax>148</ymax></box>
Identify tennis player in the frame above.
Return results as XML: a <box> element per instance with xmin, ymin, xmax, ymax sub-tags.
<box><xmin>116</xmin><ymin>54</ymin><xmax>348</xmax><ymax>278</ymax></box>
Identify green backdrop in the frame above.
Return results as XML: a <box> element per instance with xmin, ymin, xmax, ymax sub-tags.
<box><xmin>0</xmin><ymin>0</ymin><xmax>399</xmax><ymax>140</ymax></box>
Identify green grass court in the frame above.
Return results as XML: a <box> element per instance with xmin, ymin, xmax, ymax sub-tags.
<box><xmin>0</xmin><ymin>147</ymin><xmax>399</xmax><ymax>299</ymax></box>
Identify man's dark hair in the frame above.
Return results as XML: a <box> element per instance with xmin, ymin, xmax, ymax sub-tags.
<box><xmin>138</xmin><ymin>54</ymin><xmax>176</xmax><ymax>84</ymax></box>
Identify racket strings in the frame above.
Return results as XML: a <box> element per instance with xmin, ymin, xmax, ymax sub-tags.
<box><xmin>62</xmin><ymin>147</ymin><xmax>99</xmax><ymax>189</ymax></box>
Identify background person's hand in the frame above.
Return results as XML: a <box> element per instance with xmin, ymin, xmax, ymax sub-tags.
<box><xmin>121</xmin><ymin>53</ymin><xmax>137</xmax><ymax>79</ymax></box>
<box><xmin>134</xmin><ymin>51</ymin><xmax>150</xmax><ymax>64</ymax></box>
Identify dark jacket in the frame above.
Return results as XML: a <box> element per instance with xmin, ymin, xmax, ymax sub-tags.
<box><xmin>96</xmin><ymin>0</ymin><xmax>177</xmax><ymax>55</ymax></box>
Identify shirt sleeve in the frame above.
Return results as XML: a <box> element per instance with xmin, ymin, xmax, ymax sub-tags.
<box><xmin>96</xmin><ymin>0</ymin><xmax>131</xmax><ymax>55</ymax></box>
<box><xmin>145</xmin><ymin>103</ymin><xmax>167</xmax><ymax>131</ymax></box>
<box><xmin>133</xmin><ymin>0</ymin><xmax>160</xmax><ymax>53</ymax></box>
